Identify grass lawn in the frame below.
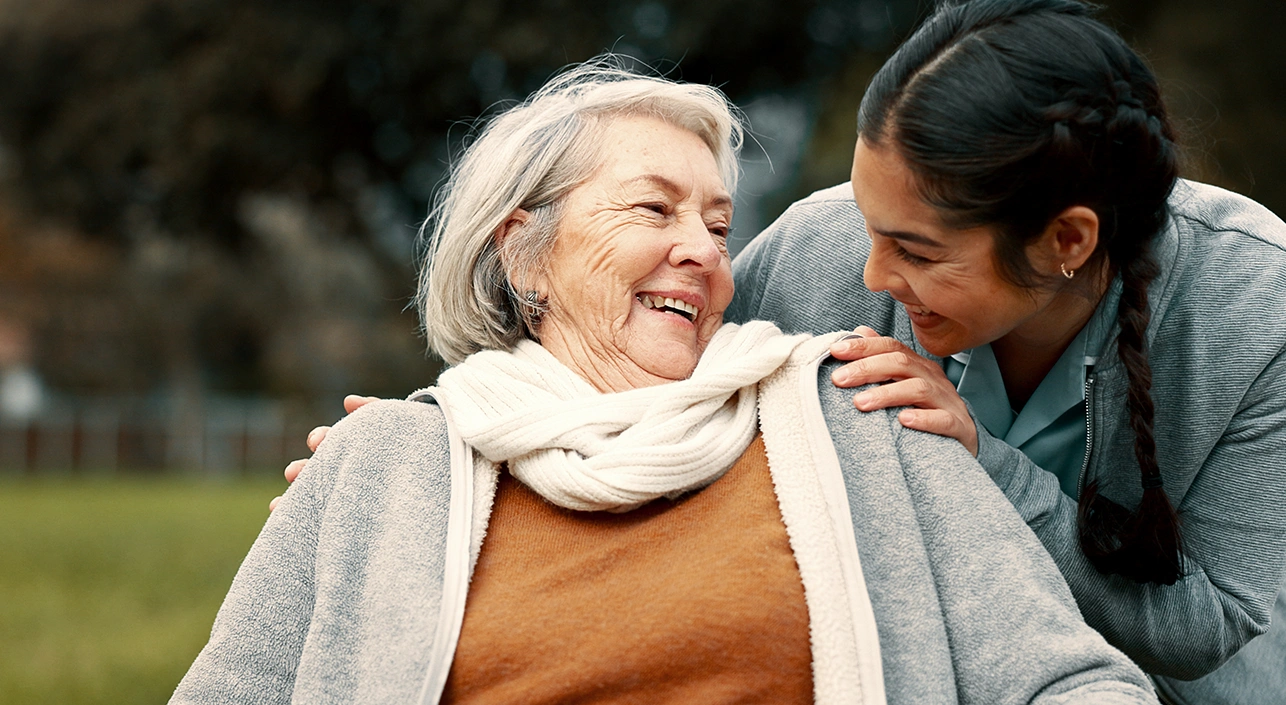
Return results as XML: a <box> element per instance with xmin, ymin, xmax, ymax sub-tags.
<box><xmin>0</xmin><ymin>475</ymin><xmax>284</xmax><ymax>705</ymax></box>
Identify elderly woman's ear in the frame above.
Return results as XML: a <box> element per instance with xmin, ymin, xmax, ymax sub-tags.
<box><xmin>495</xmin><ymin>207</ymin><xmax>540</xmax><ymax>290</ymax></box>
<box><xmin>495</xmin><ymin>208</ymin><xmax>533</xmax><ymax>246</ymax></box>
<box><xmin>495</xmin><ymin>207</ymin><xmax>551</xmax><ymax>334</ymax></box>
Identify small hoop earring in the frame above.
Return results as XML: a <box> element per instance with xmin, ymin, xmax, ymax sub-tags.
<box><xmin>1060</xmin><ymin>263</ymin><xmax>1075</xmax><ymax>279</ymax></box>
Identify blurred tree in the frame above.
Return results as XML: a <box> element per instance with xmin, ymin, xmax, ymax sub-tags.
<box><xmin>1127</xmin><ymin>0</ymin><xmax>1286</xmax><ymax>204</ymax></box>
<box><xmin>0</xmin><ymin>0</ymin><xmax>920</xmax><ymax>249</ymax></box>
<box><xmin>0</xmin><ymin>0</ymin><xmax>1279</xmax><ymax>415</ymax></box>
<box><xmin>0</xmin><ymin>0</ymin><xmax>918</xmax><ymax>410</ymax></box>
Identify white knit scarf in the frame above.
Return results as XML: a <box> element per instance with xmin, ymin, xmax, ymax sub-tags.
<box><xmin>433</xmin><ymin>321</ymin><xmax>809</xmax><ymax>512</ymax></box>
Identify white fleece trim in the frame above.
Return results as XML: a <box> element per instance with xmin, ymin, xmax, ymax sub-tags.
<box><xmin>417</xmin><ymin>353</ymin><xmax>889</xmax><ymax>704</ymax></box>
<box><xmin>758</xmin><ymin>333</ymin><xmax>885</xmax><ymax>705</ymax></box>
<box><xmin>410</xmin><ymin>387</ymin><xmax>476</xmax><ymax>705</ymax></box>
<box><xmin>795</xmin><ymin>339</ymin><xmax>886</xmax><ymax>705</ymax></box>
<box><xmin>468</xmin><ymin>458</ymin><xmax>500</xmax><ymax>571</ymax></box>
<box><xmin>407</xmin><ymin>387</ymin><xmax>500</xmax><ymax>571</ymax></box>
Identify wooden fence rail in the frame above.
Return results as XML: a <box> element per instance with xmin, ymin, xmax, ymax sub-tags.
<box><xmin>0</xmin><ymin>397</ymin><xmax>311</xmax><ymax>476</ymax></box>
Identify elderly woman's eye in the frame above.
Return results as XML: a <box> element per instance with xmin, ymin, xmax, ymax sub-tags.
<box><xmin>637</xmin><ymin>202</ymin><xmax>667</xmax><ymax>215</ymax></box>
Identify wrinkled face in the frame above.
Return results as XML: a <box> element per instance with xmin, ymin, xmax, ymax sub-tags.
<box><xmin>533</xmin><ymin>115</ymin><xmax>735</xmax><ymax>392</ymax></box>
<box><xmin>851</xmin><ymin>137</ymin><xmax>1053</xmax><ymax>357</ymax></box>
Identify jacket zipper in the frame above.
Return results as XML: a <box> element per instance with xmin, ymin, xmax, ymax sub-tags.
<box><xmin>1077</xmin><ymin>370</ymin><xmax>1096</xmax><ymax>498</ymax></box>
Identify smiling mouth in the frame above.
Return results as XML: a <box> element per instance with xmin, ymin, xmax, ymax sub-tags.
<box><xmin>638</xmin><ymin>294</ymin><xmax>698</xmax><ymax>322</ymax></box>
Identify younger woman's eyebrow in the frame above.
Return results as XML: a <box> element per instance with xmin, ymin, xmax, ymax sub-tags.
<box><xmin>870</xmin><ymin>226</ymin><xmax>943</xmax><ymax>248</ymax></box>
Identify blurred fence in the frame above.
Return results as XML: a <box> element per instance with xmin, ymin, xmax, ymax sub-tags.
<box><xmin>0</xmin><ymin>395</ymin><xmax>311</xmax><ymax>476</ymax></box>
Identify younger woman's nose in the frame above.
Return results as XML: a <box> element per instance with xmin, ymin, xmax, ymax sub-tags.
<box><xmin>863</xmin><ymin>242</ymin><xmax>891</xmax><ymax>293</ymax></box>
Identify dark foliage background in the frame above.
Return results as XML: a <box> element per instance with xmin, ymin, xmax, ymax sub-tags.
<box><xmin>0</xmin><ymin>0</ymin><xmax>1280</xmax><ymax>424</ymax></box>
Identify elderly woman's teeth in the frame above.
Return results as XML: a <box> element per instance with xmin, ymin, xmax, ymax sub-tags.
<box><xmin>639</xmin><ymin>294</ymin><xmax>698</xmax><ymax>321</ymax></box>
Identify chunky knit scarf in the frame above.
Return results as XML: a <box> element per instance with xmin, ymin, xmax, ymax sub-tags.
<box><xmin>433</xmin><ymin>321</ymin><xmax>809</xmax><ymax>512</ymax></box>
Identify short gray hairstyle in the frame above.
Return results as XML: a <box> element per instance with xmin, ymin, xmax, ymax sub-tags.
<box><xmin>417</xmin><ymin>56</ymin><xmax>745</xmax><ymax>365</ymax></box>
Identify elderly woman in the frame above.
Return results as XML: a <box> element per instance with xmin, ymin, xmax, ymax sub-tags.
<box><xmin>170</xmin><ymin>62</ymin><xmax>1156</xmax><ymax>704</ymax></box>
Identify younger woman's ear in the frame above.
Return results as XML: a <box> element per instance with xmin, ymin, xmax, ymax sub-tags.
<box><xmin>1043</xmin><ymin>205</ymin><xmax>1100</xmax><ymax>272</ymax></box>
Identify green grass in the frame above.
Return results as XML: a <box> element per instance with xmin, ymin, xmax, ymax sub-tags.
<box><xmin>0</xmin><ymin>476</ymin><xmax>284</xmax><ymax>705</ymax></box>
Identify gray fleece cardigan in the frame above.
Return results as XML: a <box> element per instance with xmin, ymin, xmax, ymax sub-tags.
<box><xmin>727</xmin><ymin>179</ymin><xmax>1286</xmax><ymax>687</ymax></box>
<box><xmin>171</xmin><ymin>335</ymin><xmax>1156</xmax><ymax>704</ymax></box>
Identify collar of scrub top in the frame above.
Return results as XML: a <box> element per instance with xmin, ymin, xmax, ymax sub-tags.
<box><xmin>949</xmin><ymin>277</ymin><xmax>1123</xmax><ymax>448</ymax></box>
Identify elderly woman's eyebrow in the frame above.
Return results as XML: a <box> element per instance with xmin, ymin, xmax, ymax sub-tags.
<box><xmin>708</xmin><ymin>193</ymin><xmax>734</xmax><ymax>210</ymax></box>
<box><xmin>621</xmin><ymin>174</ymin><xmax>732</xmax><ymax>207</ymax></box>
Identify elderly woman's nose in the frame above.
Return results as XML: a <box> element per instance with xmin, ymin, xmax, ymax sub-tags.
<box><xmin>668</xmin><ymin>217</ymin><xmax>723</xmax><ymax>268</ymax></box>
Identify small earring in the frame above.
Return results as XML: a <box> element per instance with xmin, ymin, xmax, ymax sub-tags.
<box><xmin>1060</xmin><ymin>263</ymin><xmax>1075</xmax><ymax>279</ymax></box>
<box><xmin>521</xmin><ymin>290</ymin><xmax>547</xmax><ymax>327</ymax></box>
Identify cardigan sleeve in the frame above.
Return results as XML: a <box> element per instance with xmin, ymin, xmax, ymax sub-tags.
<box><xmin>976</xmin><ymin>344</ymin><xmax>1286</xmax><ymax>678</ymax></box>
<box><xmin>166</xmin><ymin>415</ymin><xmax>342</xmax><ymax>704</ymax></box>
<box><xmin>168</xmin><ymin>399</ymin><xmax>458</xmax><ymax>704</ymax></box>
<box><xmin>884</xmin><ymin>411</ymin><xmax>1160</xmax><ymax>704</ymax></box>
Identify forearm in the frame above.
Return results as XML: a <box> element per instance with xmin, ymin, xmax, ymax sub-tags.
<box><xmin>976</xmin><ymin>431</ymin><xmax>1279</xmax><ymax>677</ymax></box>
<box><xmin>892</xmin><ymin>427</ymin><xmax>1157</xmax><ymax>703</ymax></box>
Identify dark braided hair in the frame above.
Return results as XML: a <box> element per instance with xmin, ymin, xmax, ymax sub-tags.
<box><xmin>858</xmin><ymin>0</ymin><xmax>1184</xmax><ymax>584</ymax></box>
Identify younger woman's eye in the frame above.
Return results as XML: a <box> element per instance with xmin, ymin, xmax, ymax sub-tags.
<box><xmin>869</xmin><ymin>229</ymin><xmax>934</xmax><ymax>266</ymax></box>
<box><xmin>893</xmin><ymin>243</ymin><xmax>932</xmax><ymax>265</ymax></box>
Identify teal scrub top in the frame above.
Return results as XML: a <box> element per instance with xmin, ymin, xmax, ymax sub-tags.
<box><xmin>943</xmin><ymin>286</ymin><xmax>1119</xmax><ymax>499</ymax></box>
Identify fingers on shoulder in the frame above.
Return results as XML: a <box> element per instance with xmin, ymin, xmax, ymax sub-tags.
<box><xmin>284</xmin><ymin>458</ymin><xmax>307</xmax><ymax>482</ymax></box>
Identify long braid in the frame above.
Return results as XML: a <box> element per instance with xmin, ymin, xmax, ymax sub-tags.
<box><xmin>1078</xmin><ymin>247</ymin><xmax>1184</xmax><ymax>584</ymax></box>
<box><xmin>1075</xmin><ymin>73</ymin><xmax>1185</xmax><ymax>585</ymax></box>
<box><xmin>1117</xmin><ymin>253</ymin><xmax>1161</xmax><ymax>482</ymax></box>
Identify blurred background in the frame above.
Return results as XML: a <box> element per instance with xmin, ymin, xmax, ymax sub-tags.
<box><xmin>0</xmin><ymin>0</ymin><xmax>1281</xmax><ymax>702</ymax></box>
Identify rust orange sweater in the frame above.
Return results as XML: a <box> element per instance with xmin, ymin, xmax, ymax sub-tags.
<box><xmin>442</xmin><ymin>433</ymin><xmax>813</xmax><ymax>704</ymax></box>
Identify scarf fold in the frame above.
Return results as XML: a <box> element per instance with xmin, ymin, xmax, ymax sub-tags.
<box><xmin>433</xmin><ymin>321</ymin><xmax>809</xmax><ymax>511</ymax></box>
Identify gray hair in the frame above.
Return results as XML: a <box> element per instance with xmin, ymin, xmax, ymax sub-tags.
<box><xmin>417</xmin><ymin>56</ymin><xmax>745</xmax><ymax>365</ymax></box>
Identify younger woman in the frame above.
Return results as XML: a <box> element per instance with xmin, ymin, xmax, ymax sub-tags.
<box><xmin>730</xmin><ymin>1</ymin><xmax>1286</xmax><ymax>702</ymax></box>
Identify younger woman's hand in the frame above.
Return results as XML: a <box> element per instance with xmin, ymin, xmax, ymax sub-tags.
<box><xmin>268</xmin><ymin>395</ymin><xmax>380</xmax><ymax>511</ymax></box>
<box><xmin>828</xmin><ymin>327</ymin><xmax>978</xmax><ymax>457</ymax></box>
